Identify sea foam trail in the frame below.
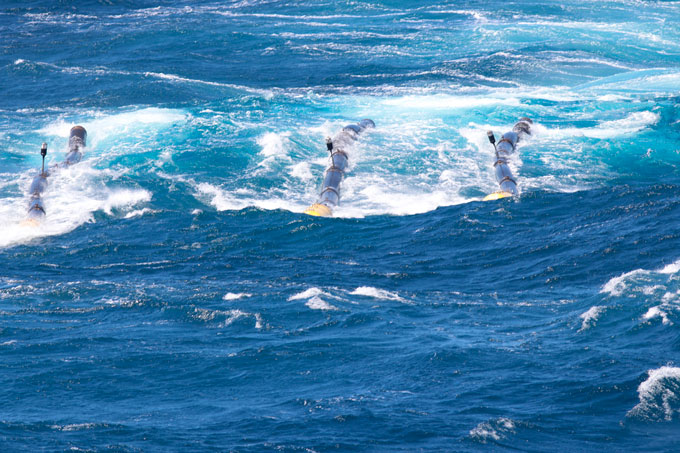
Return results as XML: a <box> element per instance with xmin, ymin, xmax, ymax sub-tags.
<box><xmin>181</xmin><ymin>79</ymin><xmax>668</xmax><ymax>218</ymax></box>
<box><xmin>0</xmin><ymin>163</ymin><xmax>151</xmax><ymax>248</ymax></box>
<box><xmin>12</xmin><ymin>59</ymin><xmax>273</xmax><ymax>98</ymax></box>
<box><xmin>192</xmin><ymin>115</ymin><xmax>487</xmax><ymax>217</ymax></box>
<box><xmin>36</xmin><ymin>107</ymin><xmax>187</xmax><ymax>150</ymax></box>
<box><xmin>0</xmin><ymin>108</ymin><xmax>188</xmax><ymax>248</ymax></box>
<box><xmin>533</xmin><ymin>111</ymin><xmax>659</xmax><ymax>140</ymax></box>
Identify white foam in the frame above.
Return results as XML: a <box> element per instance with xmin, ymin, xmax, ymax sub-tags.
<box><xmin>539</xmin><ymin>111</ymin><xmax>659</xmax><ymax>140</ymax></box>
<box><xmin>350</xmin><ymin>286</ymin><xmax>404</xmax><ymax>302</ymax></box>
<box><xmin>600</xmin><ymin>258</ymin><xmax>680</xmax><ymax>327</ymax></box>
<box><xmin>0</xmin><ymin>162</ymin><xmax>152</xmax><ymax>248</ymax></box>
<box><xmin>186</xmin><ymin>99</ymin><xmax>661</xmax><ymax>218</ymax></box>
<box><xmin>598</xmin><ymin>94</ymin><xmax>628</xmax><ymax>102</ymax></box>
<box><xmin>186</xmin><ymin>116</ymin><xmax>490</xmax><ymax>217</ymax></box>
<box><xmin>144</xmin><ymin>71</ymin><xmax>274</xmax><ymax>97</ymax></box>
<box><xmin>601</xmin><ymin>269</ymin><xmax>647</xmax><ymax>296</ymax></box>
<box><xmin>289</xmin><ymin>161</ymin><xmax>313</xmax><ymax>180</ymax></box>
<box><xmin>382</xmin><ymin>94</ymin><xmax>521</xmax><ymax>110</ymax></box>
<box><xmin>643</xmin><ymin>306</ymin><xmax>672</xmax><ymax>325</ymax></box>
<box><xmin>628</xmin><ymin>366</ymin><xmax>680</xmax><ymax>421</ymax></box>
<box><xmin>288</xmin><ymin>287</ymin><xmax>324</xmax><ymax>301</ymax></box>
<box><xmin>102</xmin><ymin>297</ymin><xmax>136</xmax><ymax>307</ymax></box>
<box><xmin>195</xmin><ymin>181</ymin><xmax>306</xmax><ymax>213</ymax></box>
<box><xmin>336</xmin><ymin>176</ymin><xmax>468</xmax><ymax>217</ymax></box>
<box><xmin>37</xmin><ymin>107</ymin><xmax>186</xmax><ymax>143</ymax></box>
<box><xmin>427</xmin><ymin>9</ymin><xmax>487</xmax><ymax>21</ymax></box>
<box><xmin>50</xmin><ymin>423</ymin><xmax>97</xmax><ymax>431</ymax></box>
<box><xmin>123</xmin><ymin>208</ymin><xmax>157</xmax><ymax>219</ymax></box>
<box><xmin>469</xmin><ymin>417</ymin><xmax>516</xmax><ymax>443</ymax></box>
<box><xmin>14</xmin><ymin>57</ymin><xmax>272</xmax><ymax>98</ymax></box>
<box><xmin>193</xmin><ymin>308</ymin><xmax>262</xmax><ymax>329</ymax></box>
<box><xmin>289</xmin><ymin>287</ymin><xmax>339</xmax><ymax>311</ymax></box>
<box><xmin>305</xmin><ymin>296</ymin><xmax>338</xmax><ymax>311</ymax></box>
<box><xmin>642</xmin><ymin>285</ymin><xmax>665</xmax><ymax>295</ymax></box>
<box><xmin>101</xmin><ymin>189</ymin><xmax>152</xmax><ymax>215</ymax></box>
<box><xmin>256</xmin><ymin>132</ymin><xmax>292</xmax><ymax>170</ymax></box>
<box><xmin>579</xmin><ymin>305</ymin><xmax>606</xmax><ymax>331</ymax></box>
<box><xmin>660</xmin><ymin>261</ymin><xmax>680</xmax><ymax>274</ymax></box>
<box><xmin>602</xmin><ymin>258</ymin><xmax>680</xmax><ymax>296</ymax></box>
<box><xmin>223</xmin><ymin>292</ymin><xmax>251</xmax><ymax>300</ymax></box>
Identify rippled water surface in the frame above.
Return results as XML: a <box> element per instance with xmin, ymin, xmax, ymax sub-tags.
<box><xmin>2</xmin><ymin>1</ymin><xmax>680</xmax><ymax>451</ymax></box>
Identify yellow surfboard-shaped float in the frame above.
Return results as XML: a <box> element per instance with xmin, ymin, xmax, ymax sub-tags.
<box><xmin>303</xmin><ymin>203</ymin><xmax>332</xmax><ymax>217</ymax></box>
<box><xmin>483</xmin><ymin>191</ymin><xmax>513</xmax><ymax>201</ymax></box>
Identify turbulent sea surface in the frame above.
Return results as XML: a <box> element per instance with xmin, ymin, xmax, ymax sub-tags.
<box><xmin>2</xmin><ymin>0</ymin><xmax>680</xmax><ymax>450</ymax></box>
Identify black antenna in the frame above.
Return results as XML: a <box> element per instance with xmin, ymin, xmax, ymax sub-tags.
<box><xmin>40</xmin><ymin>142</ymin><xmax>47</xmax><ymax>175</ymax></box>
<box><xmin>326</xmin><ymin>137</ymin><xmax>333</xmax><ymax>156</ymax></box>
<box><xmin>486</xmin><ymin>131</ymin><xmax>497</xmax><ymax>151</ymax></box>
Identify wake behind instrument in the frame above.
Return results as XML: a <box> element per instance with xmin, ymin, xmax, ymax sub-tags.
<box><xmin>24</xmin><ymin>126</ymin><xmax>87</xmax><ymax>226</ymax></box>
<box><xmin>483</xmin><ymin>117</ymin><xmax>532</xmax><ymax>201</ymax></box>
<box><xmin>304</xmin><ymin>119</ymin><xmax>375</xmax><ymax>217</ymax></box>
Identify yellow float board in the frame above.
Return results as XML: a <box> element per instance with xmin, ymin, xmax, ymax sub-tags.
<box><xmin>483</xmin><ymin>191</ymin><xmax>513</xmax><ymax>201</ymax></box>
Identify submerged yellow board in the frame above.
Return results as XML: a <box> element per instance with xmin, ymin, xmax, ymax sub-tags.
<box><xmin>483</xmin><ymin>191</ymin><xmax>513</xmax><ymax>201</ymax></box>
<box><xmin>304</xmin><ymin>203</ymin><xmax>332</xmax><ymax>217</ymax></box>
<box><xmin>20</xmin><ymin>219</ymin><xmax>40</xmax><ymax>228</ymax></box>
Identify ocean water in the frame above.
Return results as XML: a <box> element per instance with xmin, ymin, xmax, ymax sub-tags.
<box><xmin>2</xmin><ymin>0</ymin><xmax>680</xmax><ymax>450</ymax></box>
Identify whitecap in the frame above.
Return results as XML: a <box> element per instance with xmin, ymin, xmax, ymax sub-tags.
<box><xmin>123</xmin><ymin>208</ymin><xmax>157</xmax><ymax>219</ymax></box>
<box><xmin>643</xmin><ymin>306</ymin><xmax>672</xmax><ymax>325</ymax></box>
<box><xmin>469</xmin><ymin>417</ymin><xmax>516</xmax><ymax>443</ymax></box>
<box><xmin>538</xmin><ymin>111</ymin><xmax>659</xmax><ymax>141</ymax></box>
<box><xmin>350</xmin><ymin>286</ymin><xmax>404</xmax><ymax>302</ymax></box>
<box><xmin>193</xmin><ymin>308</ymin><xmax>262</xmax><ymax>329</ymax></box>
<box><xmin>223</xmin><ymin>292</ymin><xmax>251</xmax><ymax>300</ymax></box>
<box><xmin>601</xmin><ymin>269</ymin><xmax>648</xmax><ymax>296</ymax></box>
<box><xmin>288</xmin><ymin>287</ymin><xmax>324</xmax><ymax>301</ymax></box>
<box><xmin>579</xmin><ymin>305</ymin><xmax>606</xmax><ymax>331</ymax></box>
<box><xmin>289</xmin><ymin>288</ymin><xmax>339</xmax><ymax>311</ymax></box>
<box><xmin>289</xmin><ymin>161</ymin><xmax>313</xmax><ymax>180</ymax></box>
<box><xmin>305</xmin><ymin>296</ymin><xmax>338</xmax><ymax>311</ymax></box>
<box><xmin>628</xmin><ymin>366</ymin><xmax>680</xmax><ymax>421</ymax></box>
<box><xmin>37</xmin><ymin>107</ymin><xmax>187</xmax><ymax>146</ymax></box>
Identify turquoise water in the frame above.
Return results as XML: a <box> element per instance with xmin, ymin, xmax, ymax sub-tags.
<box><xmin>2</xmin><ymin>1</ymin><xmax>680</xmax><ymax>451</ymax></box>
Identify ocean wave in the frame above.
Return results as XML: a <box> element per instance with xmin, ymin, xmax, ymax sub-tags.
<box><xmin>288</xmin><ymin>287</ymin><xmax>339</xmax><ymax>311</ymax></box>
<box><xmin>193</xmin><ymin>307</ymin><xmax>263</xmax><ymax>329</ymax></box>
<box><xmin>628</xmin><ymin>366</ymin><xmax>680</xmax><ymax>421</ymax></box>
<box><xmin>579</xmin><ymin>305</ymin><xmax>606</xmax><ymax>331</ymax></box>
<box><xmin>349</xmin><ymin>286</ymin><xmax>404</xmax><ymax>302</ymax></box>
<box><xmin>600</xmin><ymin>259</ymin><xmax>680</xmax><ymax>327</ymax></box>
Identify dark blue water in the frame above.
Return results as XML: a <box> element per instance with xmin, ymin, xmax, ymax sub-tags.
<box><xmin>2</xmin><ymin>1</ymin><xmax>680</xmax><ymax>451</ymax></box>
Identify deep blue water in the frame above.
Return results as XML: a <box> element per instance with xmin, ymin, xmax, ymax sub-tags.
<box><xmin>2</xmin><ymin>1</ymin><xmax>680</xmax><ymax>451</ymax></box>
